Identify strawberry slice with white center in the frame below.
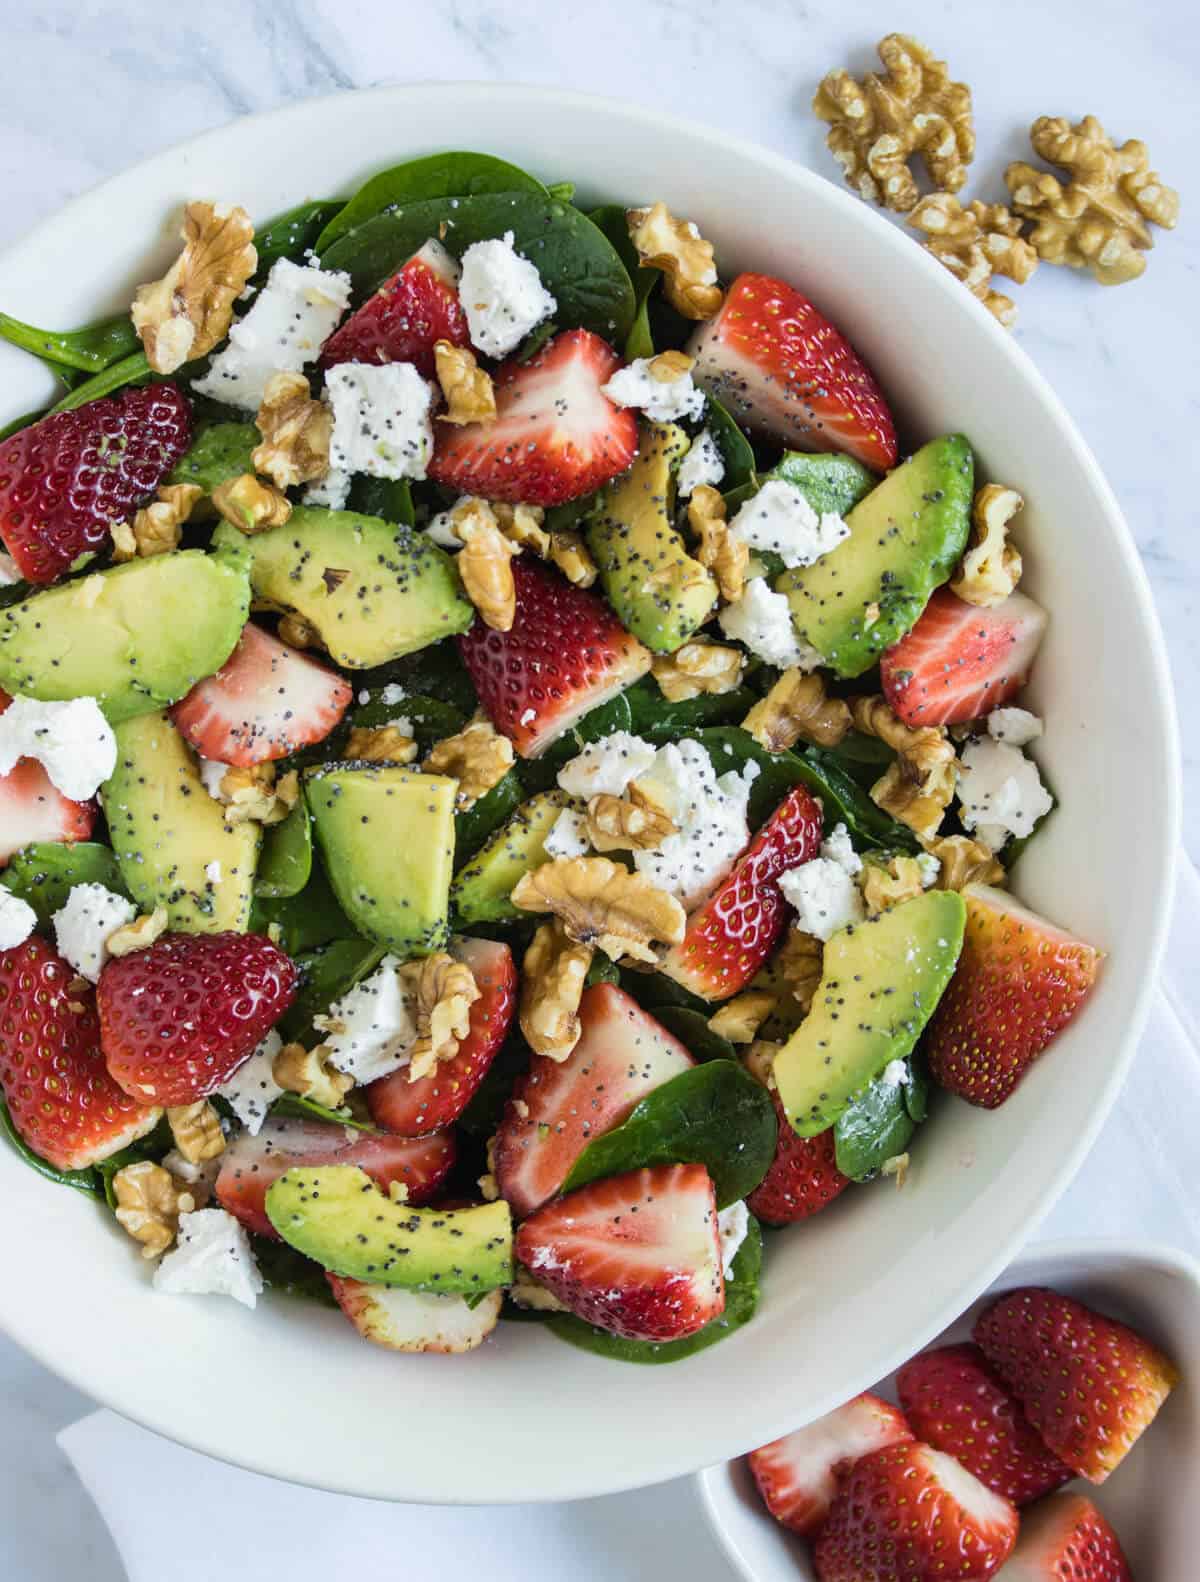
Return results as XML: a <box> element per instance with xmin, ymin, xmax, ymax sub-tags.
<box><xmin>318</xmin><ymin>239</ymin><xmax>468</xmax><ymax>378</ymax></box>
<box><xmin>457</xmin><ymin>556</ymin><xmax>651</xmax><ymax>757</ymax></box>
<box><xmin>659</xmin><ymin>783</ymin><xmax>823</xmax><ymax>1000</ymax></box>
<box><xmin>216</xmin><ymin>1113</ymin><xmax>455</xmax><ymax>1239</ymax></box>
<box><xmin>327</xmin><ymin>1273</ymin><xmax>502</xmax><ymax>1354</ymax></box>
<box><xmin>428</xmin><ymin>328</ymin><xmax>639</xmax><ymax>506</ymax></box>
<box><xmin>515</xmin><ymin>1162</ymin><xmax>724</xmax><ymax>1343</ymax></box>
<box><xmin>880</xmin><ymin>586</ymin><xmax>1048</xmax><ymax>727</ymax></box>
<box><xmin>926</xmin><ymin>885</ymin><xmax>1100</xmax><ymax>1108</ymax></box>
<box><xmin>170</xmin><ymin>621</ymin><xmax>352</xmax><ymax>765</ymax></box>
<box><xmin>687</xmin><ymin>272</ymin><xmax>897</xmax><ymax>472</ymax></box>
<box><xmin>748</xmin><ymin>1391</ymin><xmax>914</xmax><ymax>1536</ymax></box>
<box><xmin>999</xmin><ymin>1492</ymin><xmax>1133</xmax><ymax>1580</ymax></box>
<box><xmin>493</xmin><ymin>983</ymin><xmax>694</xmax><ymax>1219</ymax></box>
<box><xmin>365</xmin><ymin>936</ymin><xmax>516</xmax><ymax>1136</ymax></box>
<box><xmin>0</xmin><ymin>757</ymin><xmax>95</xmax><ymax>865</ymax></box>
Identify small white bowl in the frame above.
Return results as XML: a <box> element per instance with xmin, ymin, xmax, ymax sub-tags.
<box><xmin>698</xmin><ymin>1240</ymin><xmax>1200</xmax><ymax>1579</ymax></box>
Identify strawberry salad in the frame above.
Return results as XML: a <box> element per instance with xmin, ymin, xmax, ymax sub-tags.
<box><xmin>0</xmin><ymin>151</ymin><xmax>1099</xmax><ymax>1362</ymax></box>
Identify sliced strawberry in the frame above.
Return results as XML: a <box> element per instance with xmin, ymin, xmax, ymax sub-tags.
<box><xmin>319</xmin><ymin>239</ymin><xmax>468</xmax><ymax>378</ymax></box>
<box><xmin>881</xmin><ymin>587</ymin><xmax>1048</xmax><ymax>727</ymax></box>
<box><xmin>493</xmin><ymin>983</ymin><xmax>693</xmax><ymax>1219</ymax></box>
<box><xmin>365</xmin><ymin>936</ymin><xmax>516</xmax><ymax>1136</ymax></box>
<box><xmin>747</xmin><ymin>1085</ymin><xmax>848</xmax><ymax>1225</ymax></box>
<box><xmin>0</xmin><ymin>758</ymin><xmax>95</xmax><ymax>866</ymax></box>
<box><xmin>974</xmin><ymin>1286</ymin><xmax>1178</xmax><ymax>1483</ymax></box>
<box><xmin>1001</xmin><ymin>1492</ymin><xmax>1133</xmax><ymax>1581</ymax></box>
<box><xmin>0</xmin><ymin>383</ymin><xmax>193</xmax><ymax>584</ymax></box>
<box><xmin>170</xmin><ymin>621</ymin><xmax>352</xmax><ymax>765</ymax></box>
<box><xmin>457</xmin><ymin>556</ymin><xmax>651</xmax><ymax>757</ymax></box>
<box><xmin>0</xmin><ymin>936</ymin><xmax>161</xmax><ymax>1171</ymax></box>
<box><xmin>927</xmin><ymin>885</ymin><xmax>1100</xmax><ymax>1108</ymax></box>
<box><xmin>748</xmin><ymin>1392</ymin><xmax>913</xmax><ymax>1536</ymax></box>
<box><xmin>814</xmin><ymin>1441</ymin><xmax>1018</xmax><ymax>1581</ymax></box>
<box><xmin>515</xmin><ymin>1162</ymin><xmax>723</xmax><ymax>1342</ymax></box>
<box><xmin>896</xmin><ymin>1342</ymin><xmax>1072</xmax><ymax>1505</ymax></box>
<box><xmin>216</xmin><ymin>1114</ymin><xmax>455</xmax><ymax>1239</ymax></box>
<box><xmin>429</xmin><ymin>328</ymin><xmax>638</xmax><ymax>506</ymax></box>
<box><xmin>659</xmin><ymin>783</ymin><xmax>823</xmax><ymax>1000</ymax></box>
<box><xmin>688</xmin><ymin>272</ymin><xmax>896</xmax><ymax>472</ymax></box>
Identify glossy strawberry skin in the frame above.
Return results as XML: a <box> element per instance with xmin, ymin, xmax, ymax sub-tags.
<box><xmin>659</xmin><ymin>784</ymin><xmax>823</xmax><ymax>1000</ymax></box>
<box><xmin>747</xmin><ymin>1088</ymin><xmax>849</xmax><ymax>1225</ymax></box>
<box><xmin>0</xmin><ymin>383</ymin><xmax>193</xmax><ymax>584</ymax></box>
<box><xmin>0</xmin><ymin>936</ymin><xmax>161</xmax><ymax>1171</ymax></box>
<box><xmin>97</xmin><ymin>931</ymin><xmax>297</xmax><ymax>1106</ymax></box>
<box><xmin>1001</xmin><ymin>1492</ymin><xmax>1132</xmax><ymax>1581</ymax></box>
<box><xmin>318</xmin><ymin>244</ymin><xmax>468</xmax><ymax>378</ymax></box>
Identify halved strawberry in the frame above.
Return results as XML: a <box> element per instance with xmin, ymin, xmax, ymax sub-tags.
<box><xmin>0</xmin><ymin>757</ymin><xmax>95</xmax><ymax>865</ymax></box>
<box><xmin>896</xmin><ymin>1342</ymin><xmax>1072</xmax><ymax>1506</ymax></box>
<box><xmin>0</xmin><ymin>383</ymin><xmax>193</xmax><ymax>584</ymax></box>
<box><xmin>493</xmin><ymin>983</ymin><xmax>693</xmax><ymax>1219</ymax></box>
<box><xmin>457</xmin><ymin>556</ymin><xmax>651</xmax><ymax>757</ymax></box>
<box><xmin>814</xmin><ymin>1441</ymin><xmax>1018</xmax><ymax>1582</ymax></box>
<box><xmin>1000</xmin><ymin>1492</ymin><xmax>1132</xmax><ymax>1581</ymax></box>
<box><xmin>327</xmin><ymin>1273</ymin><xmax>502</xmax><ymax>1353</ymax></box>
<box><xmin>216</xmin><ymin>1113</ymin><xmax>456</xmax><ymax>1239</ymax></box>
<box><xmin>881</xmin><ymin>587</ymin><xmax>1048</xmax><ymax>727</ymax></box>
<box><xmin>747</xmin><ymin>1086</ymin><xmax>849</xmax><ymax>1225</ymax></box>
<box><xmin>365</xmin><ymin>936</ymin><xmax>516</xmax><ymax>1136</ymax></box>
<box><xmin>688</xmin><ymin>273</ymin><xmax>896</xmax><ymax>472</ymax></box>
<box><xmin>515</xmin><ymin>1162</ymin><xmax>724</xmax><ymax>1342</ymax></box>
<box><xmin>428</xmin><ymin>328</ymin><xmax>638</xmax><ymax>506</ymax></box>
<box><xmin>749</xmin><ymin>1392</ymin><xmax>913</xmax><ymax>1536</ymax></box>
<box><xmin>659</xmin><ymin>783</ymin><xmax>823</xmax><ymax>1000</ymax></box>
<box><xmin>318</xmin><ymin>239</ymin><xmax>468</xmax><ymax>378</ymax></box>
<box><xmin>926</xmin><ymin>885</ymin><xmax>1100</xmax><ymax>1108</ymax></box>
<box><xmin>170</xmin><ymin>620</ymin><xmax>352</xmax><ymax>765</ymax></box>
<box><xmin>0</xmin><ymin>936</ymin><xmax>161</xmax><ymax>1171</ymax></box>
<box><xmin>974</xmin><ymin>1286</ymin><xmax>1178</xmax><ymax>1483</ymax></box>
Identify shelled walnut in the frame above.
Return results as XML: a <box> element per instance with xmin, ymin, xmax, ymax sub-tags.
<box><xmin>520</xmin><ymin>919</ymin><xmax>593</xmax><ymax>1061</ymax></box>
<box><xmin>908</xmin><ymin>195</ymin><xmax>1038</xmax><ymax>328</ymax></box>
<box><xmin>511</xmin><ymin>857</ymin><xmax>685</xmax><ymax>965</ymax></box>
<box><xmin>626</xmin><ymin>202</ymin><xmax>723</xmax><ymax>319</ymax></box>
<box><xmin>131</xmin><ymin>200</ymin><xmax>256</xmax><ymax>374</ymax></box>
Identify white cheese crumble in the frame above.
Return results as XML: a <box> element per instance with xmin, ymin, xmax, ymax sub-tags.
<box><xmin>215</xmin><ymin>1030</ymin><xmax>283</xmax><ymax>1136</ymax></box>
<box><xmin>0</xmin><ymin>551</ymin><xmax>20</xmax><ymax>585</ymax></box>
<box><xmin>717</xmin><ymin>577</ymin><xmax>819</xmax><ymax>670</ymax></box>
<box><xmin>957</xmin><ymin>736</ymin><xmax>1053</xmax><ymax>850</ymax></box>
<box><xmin>153</xmin><ymin>1208</ymin><xmax>263</xmax><ymax>1309</ymax></box>
<box><xmin>192</xmin><ymin>257</ymin><xmax>352</xmax><ymax>413</ymax></box>
<box><xmin>162</xmin><ymin>1148</ymin><xmax>221</xmax><ymax>1190</ymax></box>
<box><xmin>631</xmin><ymin>741</ymin><xmax>752</xmax><ymax>910</ymax></box>
<box><xmin>986</xmin><ymin>707</ymin><xmax>1043</xmax><ymax>748</ymax></box>
<box><xmin>676</xmin><ymin>428</ymin><xmax>725</xmax><ymax>497</ymax></box>
<box><xmin>51</xmin><ymin>883</ymin><xmax>137</xmax><ymax>982</ymax></box>
<box><xmin>458</xmin><ymin>230</ymin><xmax>557</xmax><ymax>358</ymax></box>
<box><xmin>543</xmin><ymin>808</ymin><xmax>593</xmax><ymax>860</ymax></box>
<box><xmin>820</xmin><ymin>821</ymin><xmax>863</xmax><ymax>877</ymax></box>
<box><xmin>729</xmin><ymin>480</ymin><xmax>850</xmax><ymax>569</ymax></box>
<box><xmin>0</xmin><ymin>694</ymin><xmax>116</xmax><ymax>800</ymax></box>
<box><xmin>0</xmin><ymin>888</ymin><xmax>37</xmax><ymax>950</ymax></box>
<box><xmin>915</xmin><ymin>852</ymin><xmax>941</xmax><ymax>888</ymax></box>
<box><xmin>197</xmin><ymin>756</ymin><xmax>230</xmax><ymax>802</ymax></box>
<box><xmin>601</xmin><ymin>356</ymin><xmax>706</xmax><ymax>423</ymax></box>
<box><xmin>303</xmin><ymin>465</ymin><xmax>352</xmax><ymax>510</ymax></box>
<box><xmin>778</xmin><ymin>857</ymin><xmax>866</xmax><ymax>941</ymax></box>
<box><xmin>327</xmin><ymin>362</ymin><xmax>436</xmax><ymax>482</ymax></box>
<box><xmin>556</xmin><ymin>732</ymin><xmax>658</xmax><ymax>800</ymax></box>
<box><xmin>880</xmin><ymin>1058</ymin><xmax>910</xmax><ymax>1088</ymax></box>
<box><xmin>315</xmin><ymin>953</ymin><xmax>417</xmax><ymax>1084</ymax></box>
<box><xmin>380</xmin><ymin>683</ymin><xmax>408</xmax><ymax>707</ymax></box>
<box><xmin>717</xmin><ymin>1200</ymin><xmax>750</xmax><ymax>1278</ymax></box>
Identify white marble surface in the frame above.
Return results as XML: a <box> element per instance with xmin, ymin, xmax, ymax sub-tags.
<box><xmin>0</xmin><ymin>1</ymin><xmax>1195</xmax><ymax>1576</ymax></box>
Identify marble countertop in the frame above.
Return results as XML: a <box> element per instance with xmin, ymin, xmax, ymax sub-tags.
<box><xmin>0</xmin><ymin>1</ymin><xmax>1195</xmax><ymax>1575</ymax></box>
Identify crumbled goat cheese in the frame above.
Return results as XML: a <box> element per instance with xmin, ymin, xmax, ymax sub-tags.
<box><xmin>601</xmin><ymin>356</ymin><xmax>706</xmax><ymax>423</ymax></box>
<box><xmin>197</xmin><ymin>756</ymin><xmax>231</xmax><ymax>802</ymax></box>
<box><xmin>0</xmin><ymin>889</ymin><xmax>36</xmax><ymax>950</ymax></box>
<box><xmin>778</xmin><ymin>857</ymin><xmax>866</xmax><ymax>941</ymax></box>
<box><xmin>380</xmin><ymin>683</ymin><xmax>408</xmax><ymax>707</ymax></box>
<box><xmin>192</xmin><ymin>257</ymin><xmax>352</xmax><ymax>413</ymax></box>
<box><xmin>820</xmin><ymin>822</ymin><xmax>863</xmax><ymax>877</ymax></box>
<box><xmin>458</xmin><ymin>231</ymin><xmax>557</xmax><ymax>358</ymax></box>
<box><xmin>543</xmin><ymin>808</ymin><xmax>593</xmax><ymax>860</ymax></box>
<box><xmin>52</xmin><ymin>884</ymin><xmax>137</xmax><ymax>982</ymax></box>
<box><xmin>881</xmin><ymin>1059</ymin><xmax>910</xmax><ymax>1088</ymax></box>
<box><xmin>987</xmin><ymin>707</ymin><xmax>1043</xmax><ymax>748</ymax></box>
<box><xmin>153</xmin><ymin>1209</ymin><xmax>263</xmax><ymax>1309</ymax></box>
<box><xmin>315</xmin><ymin>953</ymin><xmax>417</xmax><ymax>1084</ymax></box>
<box><xmin>632</xmin><ymin>740</ymin><xmax>752</xmax><ymax>910</ymax></box>
<box><xmin>303</xmin><ymin>466</ymin><xmax>352</xmax><ymax>510</ymax></box>
<box><xmin>915</xmin><ymin>852</ymin><xmax>941</xmax><ymax>887</ymax></box>
<box><xmin>729</xmin><ymin>480</ymin><xmax>850</xmax><ymax>569</ymax></box>
<box><xmin>957</xmin><ymin>736</ymin><xmax>1053</xmax><ymax>849</ymax></box>
<box><xmin>326</xmin><ymin>362</ymin><xmax>436</xmax><ymax>482</ymax></box>
<box><xmin>215</xmin><ymin>1030</ymin><xmax>283</xmax><ymax>1136</ymax></box>
<box><xmin>0</xmin><ymin>694</ymin><xmax>116</xmax><ymax>800</ymax></box>
<box><xmin>717</xmin><ymin>1200</ymin><xmax>750</xmax><ymax>1278</ymax></box>
<box><xmin>717</xmin><ymin>577</ymin><xmax>818</xmax><ymax>670</ymax></box>
<box><xmin>557</xmin><ymin>732</ymin><xmax>658</xmax><ymax>800</ymax></box>
<box><xmin>676</xmin><ymin>428</ymin><xmax>726</xmax><ymax>497</ymax></box>
<box><xmin>162</xmin><ymin>1148</ymin><xmax>221</xmax><ymax>1189</ymax></box>
<box><xmin>0</xmin><ymin>551</ymin><xmax>20</xmax><ymax>585</ymax></box>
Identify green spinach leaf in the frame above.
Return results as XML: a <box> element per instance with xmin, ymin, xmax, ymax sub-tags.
<box><xmin>588</xmin><ymin>203</ymin><xmax>657</xmax><ymax>360</ymax></box>
<box><xmin>50</xmin><ymin>350</ymin><xmax>151</xmax><ymax>414</ymax></box>
<box><xmin>649</xmin><ymin>1006</ymin><xmax>735</xmax><ymax>1063</ymax></box>
<box><xmin>251</xmin><ymin>1234</ymin><xmax>339</xmax><ymax>1306</ymax></box>
<box><xmin>278</xmin><ymin>937</ymin><xmax>386</xmax><ymax>1044</ymax></box>
<box><xmin>347</xmin><ymin>475</ymin><xmax>415</xmax><ymax>526</ymax></box>
<box><xmin>704</xmin><ymin>396</ymin><xmax>757</xmax><ymax>491</ymax></box>
<box><xmin>764</xmin><ymin>451</ymin><xmax>878</xmax><ymax>517</ymax></box>
<box><xmin>625</xmin><ymin>675</ymin><xmax>757</xmax><ymax>742</ymax></box>
<box><xmin>0</xmin><ymin>310</ymin><xmax>139</xmax><ymax>375</ymax></box>
<box><xmin>167</xmin><ymin>420</ymin><xmax>258</xmax><ymax>493</ymax></box>
<box><xmin>270</xmin><ymin>1092</ymin><xmax>374</xmax><ymax>1131</ymax></box>
<box><xmin>515</xmin><ymin>691</ymin><xmax>634</xmax><ymax>794</ymax></box>
<box><xmin>350</xmin><ymin>691</ymin><xmax>466</xmax><ymax>746</ymax></box>
<box><xmin>455</xmin><ymin>769</ymin><xmax>525</xmax><ymax>867</ymax></box>
<box><xmin>834</xmin><ymin>1068</ymin><xmax>916</xmax><ymax>1181</ymax></box>
<box><xmin>251</xmin><ymin>858</ymin><xmax>354</xmax><ymax>959</ymax></box>
<box><xmin>253</xmin><ymin>199</ymin><xmax>344</xmax><ymax>281</ymax></box>
<box><xmin>1</xmin><ymin>841</ymin><xmax>127</xmax><ymax>927</ymax></box>
<box><xmin>254</xmin><ymin>800</ymin><xmax>312</xmax><ymax>899</ymax></box>
<box><xmin>584</xmin><ymin>954</ymin><xmax>621</xmax><ymax>987</ymax></box>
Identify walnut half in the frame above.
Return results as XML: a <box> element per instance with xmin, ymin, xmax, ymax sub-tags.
<box><xmin>398</xmin><ymin>954</ymin><xmax>480</xmax><ymax>1082</ymax></box>
<box><xmin>113</xmin><ymin>1160</ymin><xmax>195</xmax><ymax>1259</ymax></box>
<box><xmin>272</xmin><ymin>1041</ymin><xmax>353</xmax><ymax>1109</ymax></box>
<box><xmin>132</xmin><ymin>201</ymin><xmax>257</xmax><ymax>374</ymax></box>
<box><xmin>742</xmin><ymin>669</ymin><xmax>852</xmax><ymax>752</ymax></box>
<box><xmin>651</xmin><ymin>640</ymin><xmax>745</xmax><ymax>703</ymax></box>
<box><xmin>850</xmin><ymin>696</ymin><xmax>956</xmax><ymax>842</ymax></box>
<box><xmin>627</xmin><ymin>202</ymin><xmax>723</xmax><ymax>320</ymax></box>
<box><xmin>166</xmin><ymin>1101</ymin><xmax>225</xmax><ymax>1164</ymax></box>
<box><xmin>687</xmin><ymin>485</ymin><xmax>747</xmax><ymax>604</ymax></box>
<box><xmin>434</xmin><ymin>340</ymin><xmax>497</xmax><ymax>426</ymax></box>
<box><xmin>520</xmin><ymin>918</ymin><xmax>593</xmax><ymax>1061</ymax></box>
<box><xmin>423</xmin><ymin>716</ymin><xmax>514</xmax><ymax>811</ymax></box>
<box><xmin>253</xmin><ymin>371</ymin><xmax>333</xmax><ymax>489</ymax></box>
<box><xmin>212</xmin><ymin>473</ymin><xmax>292</xmax><ymax>535</ymax></box>
<box><xmin>111</xmin><ymin>483</ymin><xmax>203</xmax><ymax>563</ymax></box>
<box><xmin>511</xmin><ymin>857</ymin><xmax>686</xmax><ymax>965</ymax></box>
<box><xmin>585</xmin><ymin>792</ymin><xmax>675</xmax><ymax>853</ymax></box>
<box><xmin>951</xmin><ymin>483</ymin><xmax>1024</xmax><ymax>606</ymax></box>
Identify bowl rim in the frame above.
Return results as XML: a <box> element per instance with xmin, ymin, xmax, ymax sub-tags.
<box><xmin>0</xmin><ymin>80</ymin><xmax>1182</xmax><ymax>1505</ymax></box>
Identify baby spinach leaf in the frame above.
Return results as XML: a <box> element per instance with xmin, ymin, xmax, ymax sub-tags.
<box><xmin>584</xmin><ymin>954</ymin><xmax>621</xmax><ymax>988</ymax></box>
<box><xmin>561</xmin><ymin>1059</ymin><xmax>776</xmax><ymax>1208</ymax></box>
<box><xmin>649</xmin><ymin>1006</ymin><xmax>736</xmax><ymax>1064</ymax></box>
<box><xmin>588</xmin><ymin>203</ymin><xmax>656</xmax><ymax>360</ymax></box>
<box><xmin>168</xmin><ymin>421</ymin><xmax>258</xmax><ymax>493</ymax></box>
<box><xmin>625</xmin><ymin>675</ymin><xmax>757</xmax><ymax>742</ymax></box>
<box><xmin>455</xmin><ymin>769</ymin><xmax>525</xmax><ymax>867</ymax></box>
<box><xmin>800</xmin><ymin>745</ymin><xmax>921</xmax><ymax>852</ymax></box>
<box><xmin>254</xmin><ymin>801</ymin><xmax>312</xmax><ymax>899</ymax></box>
<box><xmin>314</xmin><ymin>152</ymin><xmax>548</xmax><ymax>255</ymax></box>
<box><xmin>253</xmin><ymin>199</ymin><xmax>344</xmax><ymax>281</ymax></box>
<box><xmin>704</xmin><ymin>396</ymin><xmax>757</xmax><ymax>491</ymax></box>
<box><xmin>764</xmin><ymin>451</ymin><xmax>877</xmax><ymax>517</ymax></box>
<box><xmin>619</xmin><ymin>968</ymin><xmax>713</xmax><ymax>1016</ymax></box>
<box><xmin>834</xmin><ymin>1069</ymin><xmax>916</xmax><ymax>1181</ymax></box>
<box><xmin>278</xmin><ymin>937</ymin><xmax>386</xmax><ymax>1044</ymax></box>
<box><xmin>349</xmin><ymin>691</ymin><xmax>466</xmax><ymax>746</ymax></box>
<box><xmin>0</xmin><ymin>1098</ymin><xmax>102</xmax><ymax>1196</ymax></box>
<box><xmin>270</xmin><ymin>1092</ymin><xmax>374</xmax><ymax>1131</ymax></box>
<box><xmin>362</xmin><ymin>640</ymin><xmax>479</xmax><ymax>716</ymax></box>
<box><xmin>0</xmin><ymin>309</ymin><xmax>140</xmax><ymax>375</ymax></box>
<box><xmin>545</xmin><ymin>1212</ymin><xmax>762</xmax><ymax>1365</ymax></box>
<box><xmin>251</xmin><ymin>858</ymin><xmax>353</xmax><ymax>959</ymax></box>
<box><xmin>322</xmin><ymin>194</ymin><xmax>636</xmax><ymax>346</ymax></box>
<box><xmin>348</xmin><ymin>475</ymin><xmax>415</xmax><ymax>526</ymax></box>
<box><xmin>251</xmin><ymin>1234</ymin><xmax>339</xmax><ymax>1306</ymax></box>
<box><xmin>50</xmin><ymin>350</ymin><xmax>151</xmax><ymax>414</ymax></box>
<box><xmin>1</xmin><ymin>841</ymin><xmax>128</xmax><ymax>927</ymax></box>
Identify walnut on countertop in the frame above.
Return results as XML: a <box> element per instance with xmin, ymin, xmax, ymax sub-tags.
<box><xmin>908</xmin><ymin>195</ymin><xmax>1038</xmax><ymax>328</ymax></box>
<box><xmin>511</xmin><ymin>856</ymin><xmax>686</xmax><ymax>965</ymax></box>
<box><xmin>626</xmin><ymin>202</ymin><xmax>723</xmax><ymax>319</ymax></box>
<box><xmin>131</xmin><ymin>200</ymin><xmax>257</xmax><ymax>374</ymax></box>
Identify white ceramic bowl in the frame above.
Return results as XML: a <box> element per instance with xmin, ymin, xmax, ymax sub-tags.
<box><xmin>699</xmin><ymin>1241</ymin><xmax>1200</xmax><ymax>1579</ymax></box>
<box><xmin>0</xmin><ymin>85</ymin><xmax>1180</xmax><ymax>1504</ymax></box>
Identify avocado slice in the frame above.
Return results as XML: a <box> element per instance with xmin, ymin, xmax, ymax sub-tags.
<box><xmin>305</xmin><ymin>763</ymin><xmax>456</xmax><ymax>955</ymax></box>
<box><xmin>774</xmin><ymin>891</ymin><xmax>966</xmax><ymax>1137</ymax></box>
<box><xmin>266</xmin><ymin>1164</ymin><xmax>514</xmax><ymax>1293</ymax></box>
<box><xmin>213</xmin><ymin>506</ymin><xmax>472</xmax><ymax>669</ymax></box>
<box><xmin>586</xmin><ymin>421</ymin><xmax>717</xmax><ymax>653</ymax></box>
<box><xmin>776</xmin><ymin>435</ymin><xmax>973</xmax><ymax>678</ymax></box>
<box><xmin>103</xmin><ymin>712</ymin><xmax>259</xmax><ymax>932</ymax></box>
<box><xmin>167</xmin><ymin>420</ymin><xmax>258</xmax><ymax>495</ymax></box>
<box><xmin>0</xmin><ymin>549</ymin><xmax>250</xmax><ymax>723</ymax></box>
<box><xmin>450</xmin><ymin>789</ymin><xmax>570</xmax><ymax>926</ymax></box>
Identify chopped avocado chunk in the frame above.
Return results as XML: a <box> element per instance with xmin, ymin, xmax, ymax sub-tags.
<box><xmin>774</xmin><ymin>891</ymin><xmax>966</xmax><ymax>1137</ymax></box>
<box><xmin>213</xmin><ymin>506</ymin><xmax>472</xmax><ymax>669</ymax></box>
<box><xmin>305</xmin><ymin>763</ymin><xmax>456</xmax><ymax>955</ymax></box>
<box><xmin>266</xmin><ymin>1164</ymin><xmax>514</xmax><ymax>1293</ymax></box>
<box><xmin>451</xmin><ymin>789</ymin><xmax>569</xmax><ymax>925</ymax></box>
<box><xmin>0</xmin><ymin>549</ymin><xmax>249</xmax><ymax>723</ymax></box>
<box><xmin>777</xmin><ymin>435</ymin><xmax>973</xmax><ymax>678</ymax></box>
<box><xmin>103</xmin><ymin>712</ymin><xmax>259</xmax><ymax>932</ymax></box>
<box><xmin>586</xmin><ymin>421</ymin><xmax>716</xmax><ymax>653</ymax></box>
<box><xmin>167</xmin><ymin>421</ymin><xmax>258</xmax><ymax>494</ymax></box>
<box><xmin>764</xmin><ymin>451</ymin><xmax>878</xmax><ymax>517</ymax></box>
